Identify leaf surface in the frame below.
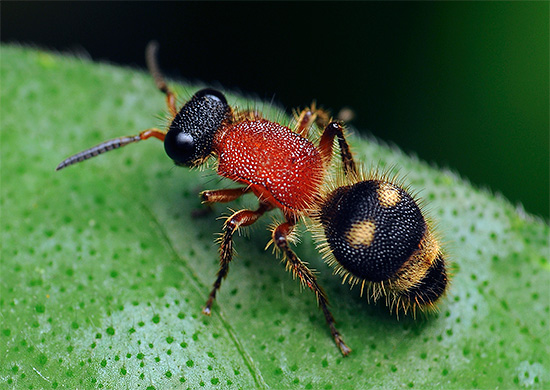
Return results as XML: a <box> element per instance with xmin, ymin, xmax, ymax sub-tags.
<box><xmin>1</xmin><ymin>45</ymin><xmax>548</xmax><ymax>389</ymax></box>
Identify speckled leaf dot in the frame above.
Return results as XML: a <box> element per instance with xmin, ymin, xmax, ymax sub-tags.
<box><xmin>1</xmin><ymin>45</ymin><xmax>549</xmax><ymax>389</ymax></box>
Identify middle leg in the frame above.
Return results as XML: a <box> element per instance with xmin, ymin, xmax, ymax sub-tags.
<box><xmin>293</xmin><ymin>103</ymin><xmax>331</xmax><ymax>138</ymax></box>
<box><xmin>202</xmin><ymin>201</ymin><xmax>273</xmax><ymax>315</ymax></box>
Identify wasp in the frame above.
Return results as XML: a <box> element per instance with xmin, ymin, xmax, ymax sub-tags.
<box><xmin>57</xmin><ymin>42</ymin><xmax>448</xmax><ymax>356</ymax></box>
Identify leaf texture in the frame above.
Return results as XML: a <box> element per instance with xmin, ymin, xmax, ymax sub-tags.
<box><xmin>1</xmin><ymin>45</ymin><xmax>548</xmax><ymax>389</ymax></box>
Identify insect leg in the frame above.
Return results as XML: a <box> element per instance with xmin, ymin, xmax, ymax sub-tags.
<box><xmin>145</xmin><ymin>41</ymin><xmax>178</xmax><ymax>118</ymax></box>
<box><xmin>191</xmin><ymin>187</ymin><xmax>253</xmax><ymax>218</ymax></box>
<box><xmin>203</xmin><ymin>202</ymin><xmax>273</xmax><ymax>315</ymax></box>
<box><xmin>293</xmin><ymin>103</ymin><xmax>331</xmax><ymax>138</ymax></box>
<box><xmin>318</xmin><ymin>121</ymin><xmax>357</xmax><ymax>177</ymax></box>
<box><xmin>272</xmin><ymin>221</ymin><xmax>352</xmax><ymax>356</ymax></box>
<box><xmin>200</xmin><ymin>187</ymin><xmax>252</xmax><ymax>204</ymax></box>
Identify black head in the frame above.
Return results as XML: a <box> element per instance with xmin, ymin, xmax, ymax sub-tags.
<box><xmin>164</xmin><ymin>88</ymin><xmax>231</xmax><ymax>167</ymax></box>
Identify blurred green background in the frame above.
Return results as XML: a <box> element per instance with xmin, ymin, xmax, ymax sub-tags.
<box><xmin>2</xmin><ymin>2</ymin><xmax>548</xmax><ymax>219</ymax></box>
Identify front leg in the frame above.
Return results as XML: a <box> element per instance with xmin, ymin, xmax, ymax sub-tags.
<box><xmin>192</xmin><ymin>187</ymin><xmax>252</xmax><ymax>218</ymax></box>
<box><xmin>272</xmin><ymin>221</ymin><xmax>352</xmax><ymax>356</ymax></box>
<box><xmin>200</xmin><ymin>187</ymin><xmax>252</xmax><ymax>204</ymax></box>
<box><xmin>202</xmin><ymin>202</ymin><xmax>272</xmax><ymax>315</ymax></box>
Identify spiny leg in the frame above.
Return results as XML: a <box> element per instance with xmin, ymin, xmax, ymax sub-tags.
<box><xmin>200</xmin><ymin>187</ymin><xmax>252</xmax><ymax>204</ymax></box>
<box><xmin>272</xmin><ymin>221</ymin><xmax>351</xmax><ymax>356</ymax></box>
<box><xmin>203</xmin><ymin>202</ymin><xmax>273</xmax><ymax>315</ymax></box>
<box><xmin>192</xmin><ymin>187</ymin><xmax>253</xmax><ymax>218</ymax></box>
<box><xmin>318</xmin><ymin>121</ymin><xmax>357</xmax><ymax>177</ymax></box>
<box><xmin>293</xmin><ymin>103</ymin><xmax>331</xmax><ymax>138</ymax></box>
<box><xmin>146</xmin><ymin>41</ymin><xmax>178</xmax><ymax>118</ymax></box>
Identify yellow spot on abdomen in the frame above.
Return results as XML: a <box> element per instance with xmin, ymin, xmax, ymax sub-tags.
<box><xmin>377</xmin><ymin>183</ymin><xmax>401</xmax><ymax>208</ymax></box>
<box><xmin>346</xmin><ymin>220</ymin><xmax>376</xmax><ymax>248</ymax></box>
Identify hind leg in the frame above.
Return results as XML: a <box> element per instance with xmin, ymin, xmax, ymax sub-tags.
<box><xmin>272</xmin><ymin>221</ymin><xmax>351</xmax><ymax>356</ymax></box>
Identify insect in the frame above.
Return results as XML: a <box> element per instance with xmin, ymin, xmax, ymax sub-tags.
<box><xmin>57</xmin><ymin>42</ymin><xmax>448</xmax><ymax>356</ymax></box>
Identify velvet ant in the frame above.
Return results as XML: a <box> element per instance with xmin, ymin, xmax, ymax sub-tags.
<box><xmin>57</xmin><ymin>42</ymin><xmax>448</xmax><ymax>356</ymax></box>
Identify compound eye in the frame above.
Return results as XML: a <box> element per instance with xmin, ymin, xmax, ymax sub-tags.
<box><xmin>193</xmin><ymin>88</ymin><xmax>228</xmax><ymax>105</ymax></box>
<box><xmin>164</xmin><ymin>129</ymin><xmax>195</xmax><ymax>166</ymax></box>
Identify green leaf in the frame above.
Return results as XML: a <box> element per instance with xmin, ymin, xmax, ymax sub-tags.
<box><xmin>1</xmin><ymin>45</ymin><xmax>548</xmax><ymax>389</ymax></box>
